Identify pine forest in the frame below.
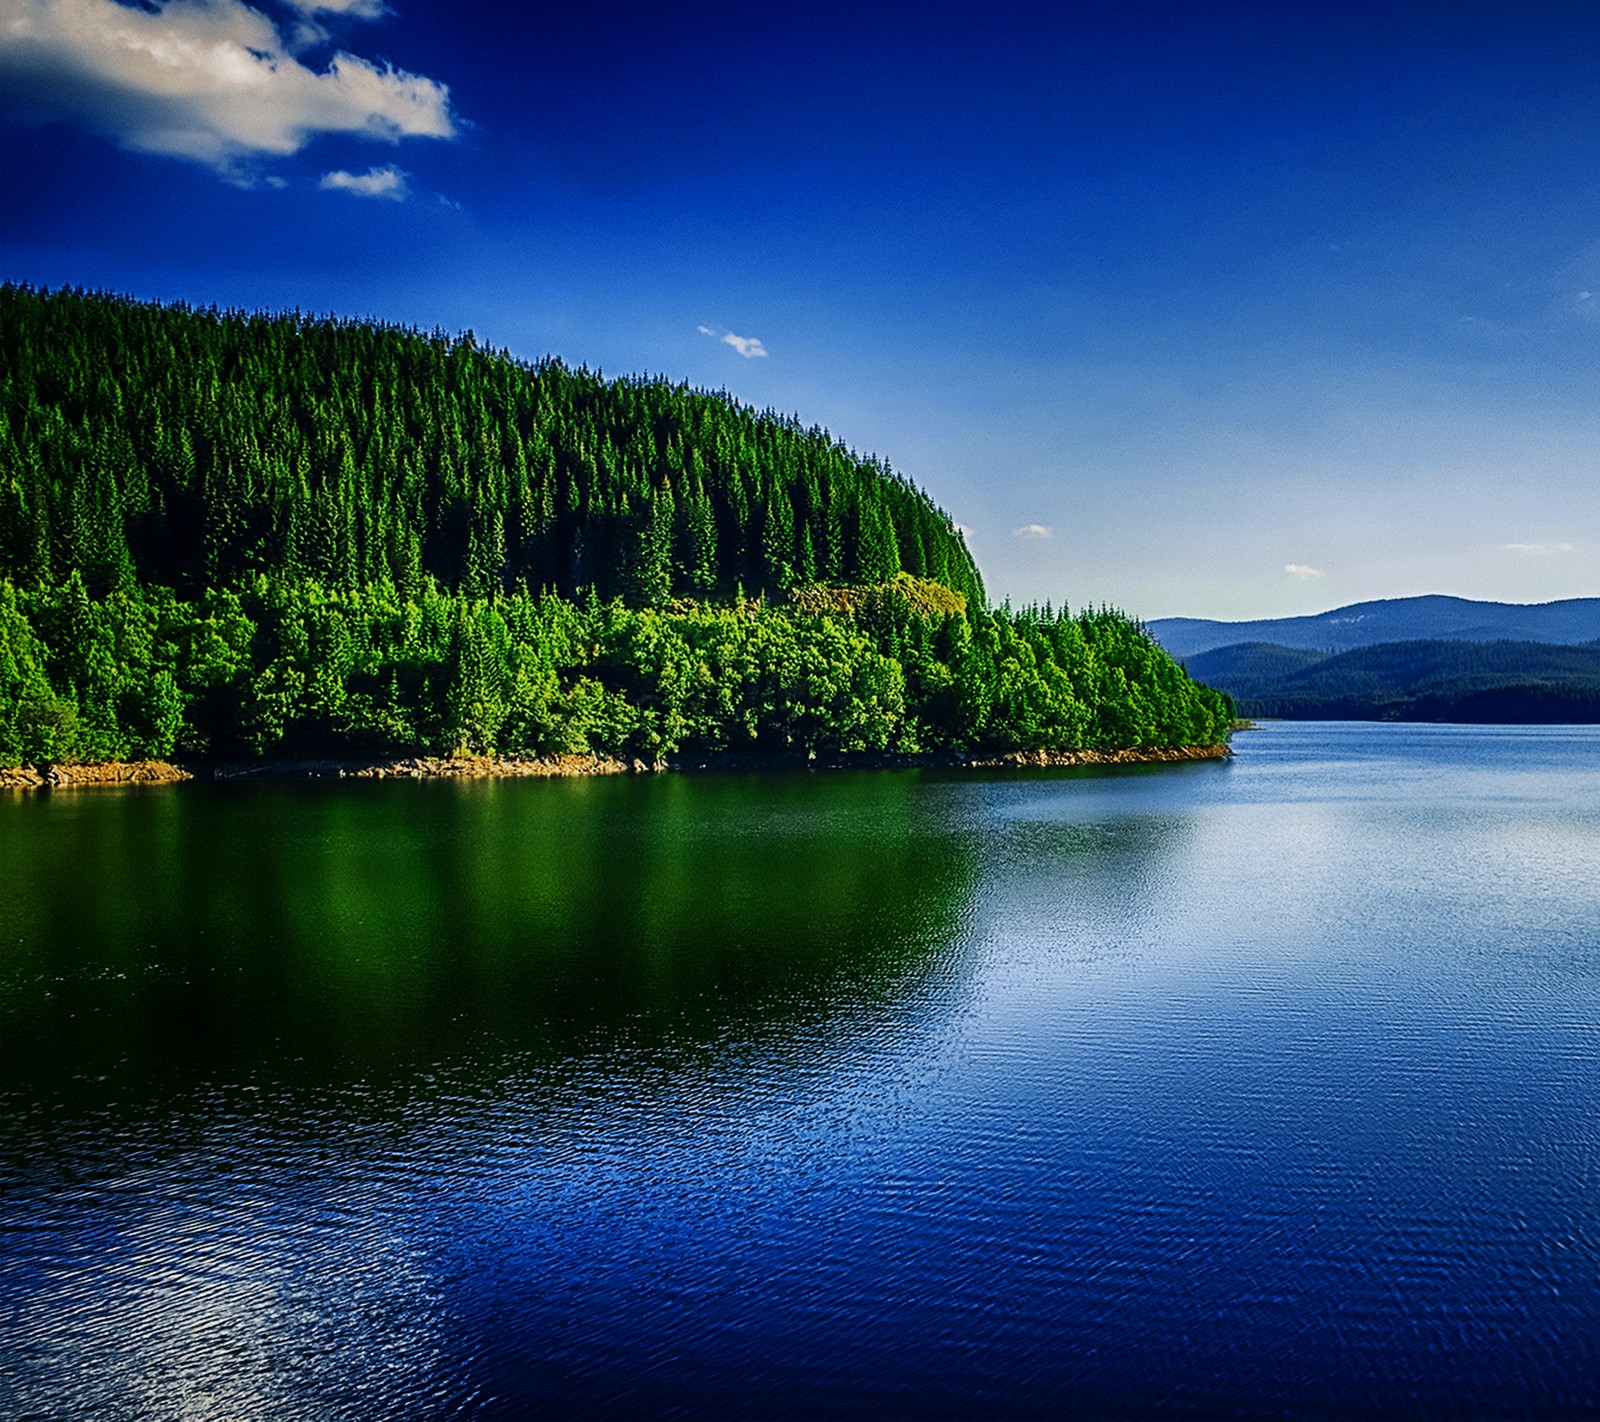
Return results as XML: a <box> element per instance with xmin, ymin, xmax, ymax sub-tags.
<box><xmin>0</xmin><ymin>284</ymin><xmax>1233</xmax><ymax>768</ymax></box>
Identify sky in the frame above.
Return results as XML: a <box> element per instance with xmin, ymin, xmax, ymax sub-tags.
<box><xmin>2</xmin><ymin>0</ymin><xmax>1596</xmax><ymax>620</ymax></box>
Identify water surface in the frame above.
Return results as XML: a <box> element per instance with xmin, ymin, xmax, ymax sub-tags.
<box><xmin>3</xmin><ymin>724</ymin><xmax>1598</xmax><ymax>1418</ymax></box>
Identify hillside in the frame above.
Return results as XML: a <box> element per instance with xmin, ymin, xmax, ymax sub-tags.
<box><xmin>1179</xmin><ymin>641</ymin><xmax>1327</xmax><ymax>692</ymax></box>
<box><xmin>0</xmin><ymin>284</ymin><xmax>983</xmax><ymax>606</ymax></box>
<box><xmin>0</xmin><ymin>286</ymin><xmax>1232</xmax><ymax>769</ymax></box>
<box><xmin>1150</xmin><ymin>596</ymin><xmax>1600</xmax><ymax>660</ymax></box>
<box><xmin>1186</xmin><ymin>638</ymin><xmax>1600</xmax><ymax>723</ymax></box>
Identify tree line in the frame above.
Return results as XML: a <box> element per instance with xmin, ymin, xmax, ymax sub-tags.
<box><xmin>0</xmin><ymin>574</ymin><xmax>1233</xmax><ymax>766</ymax></box>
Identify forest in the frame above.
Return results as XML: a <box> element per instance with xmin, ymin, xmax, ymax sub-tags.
<box><xmin>0</xmin><ymin>284</ymin><xmax>1233</xmax><ymax>768</ymax></box>
<box><xmin>1184</xmin><ymin>638</ymin><xmax>1600</xmax><ymax>723</ymax></box>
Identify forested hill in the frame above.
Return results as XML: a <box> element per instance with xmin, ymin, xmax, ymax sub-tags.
<box><xmin>0</xmin><ymin>284</ymin><xmax>1233</xmax><ymax>770</ymax></box>
<box><xmin>1186</xmin><ymin>639</ymin><xmax>1600</xmax><ymax>722</ymax></box>
<box><xmin>0</xmin><ymin>283</ymin><xmax>983</xmax><ymax>606</ymax></box>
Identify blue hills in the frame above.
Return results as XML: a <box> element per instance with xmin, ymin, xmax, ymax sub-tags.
<box><xmin>1148</xmin><ymin>598</ymin><xmax>1600</xmax><ymax>723</ymax></box>
<box><xmin>1148</xmin><ymin>595</ymin><xmax>1600</xmax><ymax>661</ymax></box>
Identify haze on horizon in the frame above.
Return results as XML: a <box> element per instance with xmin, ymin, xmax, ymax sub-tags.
<box><xmin>3</xmin><ymin>0</ymin><xmax>1595</xmax><ymax>621</ymax></box>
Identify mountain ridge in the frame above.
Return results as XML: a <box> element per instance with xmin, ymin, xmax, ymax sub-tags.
<box><xmin>1150</xmin><ymin>596</ymin><xmax>1600</xmax><ymax>660</ymax></box>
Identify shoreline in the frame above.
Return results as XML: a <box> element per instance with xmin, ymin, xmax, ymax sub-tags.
<box><xmin>0</xmin><ymin>743</ymin><xmax>1230</xmax><ymax>792</ymax></box>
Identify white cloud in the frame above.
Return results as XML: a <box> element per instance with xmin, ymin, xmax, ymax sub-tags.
<box><xmin>1501</xmin><ymin>541</ymin><xmax>1574</xmax><ymax>554</ymax></box>
<box><xmin>954</xmin><ymin>523</ymin><xmax>975</xmax><ymax>542</ymax></box>
<box><xmin>280</xmin><ymin>0</ymin><xmax>389</xmax><ymax>54</ymax></box>
<box><xmin>697</xmin><ymin>324</ymin><xmax>768</xmax><ymax>358</ymax></box>
<box><xmin>288</xmin><ymin>0</ymin><xmax>386</xmax><ymax>17</ymax></box>
<box><xmin>1012</xmin><ymin>523</ymin><xmax>1052</xmax><ymax>540</ymax></box>
<box><xmin>319</xmin><ymin>163</ymin><xmax>406</xmax><ymax>199</ymax></box>
<box><xmin>1284</xmin><ymin>562</ymin><xmax>1325</xmax><ymax>579</ymax></box>
<box><xmin>0</xmin><ymin>0</ymin><xmax>456</xmax><ymax>177</ymax></box>
<box><xmin>722</xmin><ymin>331</ymin><xmax>768</xmax><ymax>359</ymax></box>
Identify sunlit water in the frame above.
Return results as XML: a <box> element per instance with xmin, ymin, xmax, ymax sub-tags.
<box><xmin>3</xmin><ymin>723</ymin><xmax>1597</xmax><ymax>1419</ymax></box>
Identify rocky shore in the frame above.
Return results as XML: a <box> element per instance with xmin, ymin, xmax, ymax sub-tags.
<box><xmin>1</xmin><ymin>742</ymin><xmax>1230</xmax><ymax>792</ymax></box>
<box><xmin>0</xmin><ymin>760</ymin><xmax>195</xmax><ymax>791</ymax></box>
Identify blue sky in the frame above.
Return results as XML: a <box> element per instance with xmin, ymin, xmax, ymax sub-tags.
<box><xmin>3</xmin><ymin>0</ymin><xmax>1596</xmax><ymax>618</ymax></box>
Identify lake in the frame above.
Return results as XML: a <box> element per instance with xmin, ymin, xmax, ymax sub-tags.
<box><xmin>3</xmin><ymin>723</ymin><xmax>1597</xmax><ymax>1419</ymax></box>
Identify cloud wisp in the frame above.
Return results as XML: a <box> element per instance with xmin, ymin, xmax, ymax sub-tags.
<box><xmin>320</xmin><ymin>164</ymin><xmax>407</xmax><ymax>200</ymax></box>
<box><xmin>1012</xmin><ymin>524</ymin><xmax>1052</xmax><ymax>540</ymax></box>
<box><xmin>1501</xmin><ymin>541</ymin><xmax>1574</xmax><ymax>554</ymax></box>
<box><xmin>288</xmin><ymin>0</ymin><xmax>387</xmax><ymax>17</ymax></box>
<box><xmin>698</xmin><ymin>324</ymin><xmax>769</xmax><ymax>359</ymax></box>
<box><xmin>1284</xmin><ymin>563</ymin><xmax>1326</xmax><ymax>580</ymax></box>
<box><xmin>723</xmin><ymin>332</ymin><xmax>768</xmax><ymax>359</ymax></box>
<box><xmin>0</xmin><ymin>0</ymin><xmax>456</xmax><ymax>181</ymax></box>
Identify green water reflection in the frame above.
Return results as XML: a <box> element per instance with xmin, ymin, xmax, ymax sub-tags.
<box><xmin>2</xmin><ymin>773</ymin><xmax>982</xmax><ymax>1106</ymax></box>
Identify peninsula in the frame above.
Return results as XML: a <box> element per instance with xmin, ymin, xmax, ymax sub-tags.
<box><xmin>0</xmin><ymin>286</ymin><xmax>1233</xmax><ymax>782</ymax></box>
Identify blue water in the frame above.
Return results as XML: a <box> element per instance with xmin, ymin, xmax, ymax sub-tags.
<box><xmin>3</xmin><ymin>723</ymin><xmax>1598</xmax><ymax>1418</ymax></box>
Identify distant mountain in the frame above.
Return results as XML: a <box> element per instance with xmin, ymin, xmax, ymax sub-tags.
<box><xmin>1185</xmin><ymin>638</ymin><xmax>1600</xmax><ymax>723</ymax></box>
<box><xmin>1149</xmin><ymin>596</ymin><xmax>1600</xmax><ymax>661</ymax></box>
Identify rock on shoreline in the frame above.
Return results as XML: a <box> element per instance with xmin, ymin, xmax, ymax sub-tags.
<box><xmin>0</xmin><ymin>760</ymin><xmax>195</xmax><ymax>791</ymax></box>
<box><xmin>1</xmin><ymin>743</ymin><xmax>1230</xmax><ymax>792</ymax></box>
